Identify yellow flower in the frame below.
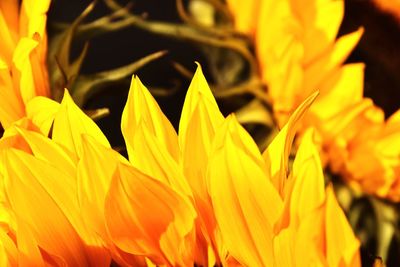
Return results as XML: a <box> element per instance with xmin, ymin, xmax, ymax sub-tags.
<box><xmin>0</xmin><ymin>0</ymin><xmax>50</xmax><ymax>129</ymax></box>
<box><xmin>228</xmin><ymin>0</ymin><xmax>400</xmax><ymax>201</ymax></box>
<box><xmin>0</xmin><ymin>65</ymin><xmax>360</xmax><ymax>266</ymax></box>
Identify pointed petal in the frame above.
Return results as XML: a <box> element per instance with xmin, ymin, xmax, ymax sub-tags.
<box><xmin>178</xmin><ymin>65</ymin><xmax>225</xmax><ymax>262</ymax></box>
<box><xmin>298</xmin><ymin>0</ymin><xmax>344</xmax><ymax>63</ymax></box>
<box><xmin>121</xmin><ymin>76</ymin><xmax>179</xmax><ymax>162</ymax></box>
<box><xmin>277</xmin><ymin>129</ymin><xmax>325</xmax><ymax>230</ymax></box>
<box><xmin>262</xmin><ymin>91</ymin><xmax>318</xmax><ymax>194</ymax></box>
<box><xmin>303</xmin><ymin>28</ymin><xmax>364</xmax><ymax>93</ymax></box>
<box><xmin>209</xmin><ymin>115</ymin><xmax>282</xmax><ymax>267</ymax></box>
<box><xmin>179</xmin><ymin>64</ymin><xmax>224</xmax><ymax>145</ymax></box>
<box><xmin>291</xmin><ymin>130</ymin><xmax>325</xmax><ymax>216</ymax></box>
<box><xmin>179</xmin><ymin>64</ymin><xmax>224</xmax><ymax>199</ymax></box>
<box><xmin>52</xmin><ymin>89</ymin><xmax>110</xmax><ymax>156</ymax></box>
<box><xmin>325</xmin><ymin>185</ymin><xmax>361</xmax><ymax>267</ymax></box>
<box><xmin>178</xmin><ymin>64</ymin><xmax>225</xmax><ymax>262</ymax></box>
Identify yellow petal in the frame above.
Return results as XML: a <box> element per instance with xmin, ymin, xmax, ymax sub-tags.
<box><xmin>278</xmin><ymin>129</ymin><xmax>325</xmax><ymax>230</ymax></box>
<box><xmin>14</xmin><ymin>127</ymin><xmax>77</xmax><ymax>177</ymax></box>
<box><xmin>16</xmin><ymin>217</ymin><xmax>45</xmax><ymax>266</ymax></box>
<box><xmin>0</xmin><ymin>10</ymin><xmax>16</xmax><ymax>63</ymax></box>
<box><xmin>298</xmin><ymin>0</ymin><xmax>344</xmax><ymax>63</ymax></box>
<box><xmin>320</xmin><ymin>98</ymin><xmax>378</xmax><ymax>141</ymax></box>
<box><xmin>121</xmin><ymin>76</ymin><xmax>179</xmax><ymax>162</ymax></box>
<box><xmin>26</xmin><ymin>96</ymin><xmax>59</xmax><ymax>136</ymax></box>
<box><xmin>311</xmin><ymin>63</ymin><xmax>364</xmax><ymax>120</ymax></box>
<box><xmin>0</xmin><ymin>121</ymin><xmax>35</xmax><ymax>155</ymax></box>
<box><xmin>293</xmin><ymin>207</ymin><xmax>326</xmax><ymax>266</ymax></box>
<box><xmin>131</xmin><ymin>120</ymin><xmax>192</xmax><ymax>196</ymax></box>
<box><xmin>52</xmin><ymin>89</ymin><xmax>110</xmax><ymax>156</ymax></box>
<box><xmin>208</xmin><ymin>115</ymin><xmax>282</xmax><ymax>267</ymax></box>
<box><xmin>292</xmin><ymin>129</ymin><xmax>325</xmax><ymax>216</ymax></box>
<box><xmin>178</xmin><ymin>65</ymin><xmax>225</xmax><ymax>262</ymax></box>
<box><xmin>3</xmin><ymin>149</ymin><xmax>93</xmax><ymax>266</ymax></box>
<box><xmin>105</xmin><ymin>162</ymin><xmax>196</xmax><ymax>266</ymax></box>
<box><xmin>19</xmin><ymin>0</ymin><xmax>50</xmax><ymax>38</ymax></box>
<box><xmin>0</xmin><ymin>61</ymin><xmax>24</xmax><ymax>128</ymax></box>
<box><xmin>273</xmin><ymin>228</ymin><xmax>294</xmax><ymax>267</ymax></box>
<box><xmin>77</xmin><ymin>135</ymin><xmax>140</xmax><ymax>265</ymax></box>
<box><xmin>325</xmin><ymin>185</ymin><xmax>361</xmax><ymax>267</ymax></box>
<box><xmin>77</xmin><ymin>134</ymin><xmax>121</xmax><ymax>240</ymax></box>
<box><xmin>262</xmin><ymin>91</ymin><xmax>318</xmax><ymax>195</ymax></box>
<box><xmin>303</xmin><ymin>28</ymin><xmax>364</xmax><ymax>93</ymax></box>
<box><xmin>12</xmin><ymin>37</ymin><xmax>38</xmax><ymax>105</ymax></box>
<box><xmin>179</xmin><ymin>63</ymin><xmax>224</xmax><ymax>199</ymax></box>
<box><xmin>226</xmin><ymin>0</ymin><xmax>259</xmax><ymax>35</ymax></box>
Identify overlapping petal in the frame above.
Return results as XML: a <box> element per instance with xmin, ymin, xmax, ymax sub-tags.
<box><xmin>0</xmin><ymin>0</ymin><xmax>50</xmax><ymax>129</ymax></box>
<box><xmin>105</xmin><ymin>162</ymin><xmax>196</xmax><ymax>266</ymax></box>
<box><xmin>0</xmin><ymin>63</ymin><xmax>361</xmax><ymax>266</ymax></box>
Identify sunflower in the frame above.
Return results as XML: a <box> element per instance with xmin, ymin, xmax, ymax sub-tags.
<box><xmin>0</xmin><ymin>64</ymin><xmax>360</xmax><ymax>266</ymax></box>
<box><xmin>227</xmin><ymin>0</ymin><xmax>400</xmax><ymax>201</ymax></box>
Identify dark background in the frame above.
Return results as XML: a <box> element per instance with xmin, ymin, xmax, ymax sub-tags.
<box><xmin>48</xmin><ymin>0</ymin><xmax>400</xmax><ymax>145</ymax></box>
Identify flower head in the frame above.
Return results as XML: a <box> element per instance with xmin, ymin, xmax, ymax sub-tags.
<box><xmin>0</xmin><ymin>64</ymin><xmax>360</xmax><ymax>266</ymax></box>
<box><xmin>228</xmin><ymin>0</ymin><xmax>400</xmax><ymax>201</ymax></box>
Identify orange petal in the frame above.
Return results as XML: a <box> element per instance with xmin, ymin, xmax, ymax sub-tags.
<box><xmin>105</xmin><ymin>162</ymin><xmax>196</xmax><ymax>266</ymax></box>
<box><xmin>0</xmin><ymin>61</ymin><xmax>24</xmax><ymax>128</ymax></box>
